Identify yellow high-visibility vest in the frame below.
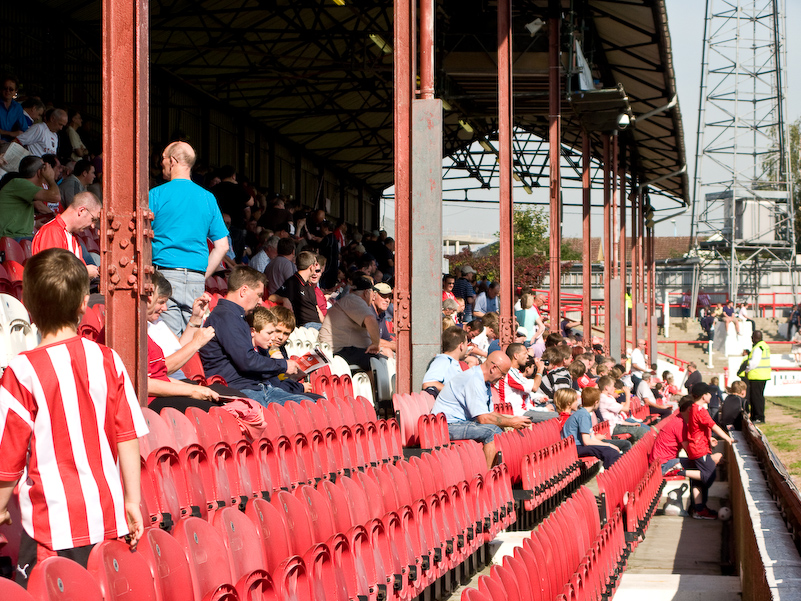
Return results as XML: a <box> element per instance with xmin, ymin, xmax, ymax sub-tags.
<box><xmin>746</xmin><ymin>340</ymin><xmax>771</xmax><ymax>381</ymax></box>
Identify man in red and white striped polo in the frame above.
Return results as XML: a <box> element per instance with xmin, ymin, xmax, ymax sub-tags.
<box><xmin>31</xmin><ymin>190</ymin><xmax>101</xmax><ymax>278</ymax></box>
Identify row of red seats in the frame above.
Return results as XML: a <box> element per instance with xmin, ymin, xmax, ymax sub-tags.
<box><xmin>311</xmin><ymin>372</ymin><xmax>354</xmax><ymax>400</ymax></box>
<box><xmin>0</xmin><ymin>260</ymin><xmax>23</xmax><ymax>300</ymax></box>
<box><xmin>492</xmin><ymin>419</ymin><xmax>561</xmax><ymax>486</ymax></box>
<box><xmin>205</xmin><ymin>275</ymin><xmax>228</xmax><ymax>296</ymax></box>
<box><xmin>597</xmin><ymin>428</ymin><xmax>663</xmax><ymax>549</ymax></box>
<box><xmin>0</xmin><ymin>236</ymin><xmax>32</xmax><ymax>264</ymax></box>
<box><xmin>393</xmin><ymin>392</ymin><xmax>451</xmax><ymax>449</ymax></box>
<box><xmin>520</xmin><ymin>436</ymin><xmax>584</xmax><ymax>513</ymax></box>
<box><xmin>462</xmin><ymin>486</ymin><xmax>627</xmax><ymax>601</ymax></box>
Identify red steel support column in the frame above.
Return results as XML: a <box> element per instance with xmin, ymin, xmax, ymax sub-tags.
<box><xmin>582</xmin><ymin>133</ymin><xmax>592</xmax><ymax>342</ymax></box>
<box><xmin>611</xmin><ymin>134</ymin><xmax>618</xmax><ymax>280</ymax></box>
<box><xmin>102</xmin><ymin>0</ymin><xmax>150</xmax><ymax>403</ymax></box>
<box><xmin>548</xmin><ymin>1</ymin><xmax>562</xmax><ymax>325</ymax></box>
<box><xmin>638</xmin><ymin>192</ymin><xmax>645</xmax><ymax>309</ymax></box>
<box><xmin>603</xmin><ymin>135</ymin><xmax>611</xmax><ymax>346</ymax></box>
<box><xmin>631</xmin><ymin>187</ymin><xmax>639</xmax><ymax>345</ymax></box>
<box><xmin>647</xmin><ymin>225</ymin><xmax>655</xmax><ymax>358</ymax></box>
<box><xmin>420</xmin><ymin>0</ymin><xmax>434</xmax><ymax>100</ymax></box>
<box><xmin>498</xmin><ymin>0</ymin><xmax>514</xmax><ymax>346</ymax></box>
<box><xmin>394</xmin><ymin>0</ymin><xmax>414</xmax><ymax>394</ymax></box>
<box><xmin>618</xmin><ymin>140</ymin><xmax>627</xmax><ymax>355</ymax></box>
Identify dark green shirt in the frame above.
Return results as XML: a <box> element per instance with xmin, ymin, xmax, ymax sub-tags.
<box><xmin>0</xmin><ymin>178</ymin><xmax>41</xmax><ymax>238</ymax></box>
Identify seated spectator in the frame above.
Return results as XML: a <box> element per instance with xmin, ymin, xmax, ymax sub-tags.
<box><xmin>0</xmin><ymin>155</ymin><xmax>60</xmax><ymax>240</ymax></box>
<box><xmin>146</xmin><ymin>271</ymin><xmax>215</xmax><ymax>378</ymax></box>
<box><xmin>662</xmin><ymin>371</ymin><xmax>680</xmax><ymax>397</ymax></box>
<box><xmin>371</xmin><ymin>281</ymin><xmax>396</xmax><ymax>356</ymax></box>
<box><xmin>501</xmin><ymin>343</ymin><xmax>558</xmax><ymax>422</ymax></box>
<box><xmin>422</xmin><ymin>326</ymin><xmax>469</xmax><ymax>397</ymax></box>
<box><xmin>20</xmin><ymin>96</ymin><xmax>45</xmax><ymax>130</ymax></box>
<box><xmin>247</xmin><ymin>306</ymin><xmax>319</xmax><ymax>398</ymax></box>
<box><xmin>64</xmin><ymin>110</ymin><xmax>89</xmax><ymax>162</ymax></box>
<box><xmin>249</xmin><ymin>233</ymin><xmax>278</xmax><ymax>273</ymax></box>
<box><xmin>683</xmin><ymin>385</ymin><xmax>736</xmax><ymax>519</ymax></box>
<box><xmin>597</xmin><ymin>375</ymin><xmax>651</xmax><ymax>442</ymax></box>
<box><xmin>31</xmin><ymin>190</ymin><xmax>101</xmax><ymax>278</ymax></box>
<box><xmin>442</xmin><ymin>298</ymin><xmax>460</xmax><ymax>324</ymax></box>
<box><xmin>17</xmin><ymin>108</ymin><xmax>67</xmax><ymax>157</ymax></box>
<box><xmin>635</xmin><ymin>373</ymin><xmax>672</xmax><ymax>418</ymax></box>
<box><xmin>0</xmin><ymin>75</ymin><xmax>28</xmax><ymax>142</ymax></box>
<box><xmin>569</xmin><ymin>359</ymin><xmax>595</xmax><ymax>389</ymax></box>
<box><xmin>432</xmin><ymin>350</ymin><xmax>531</xmax><ymax>468</ymax></box>
<box><xmin>466</xmin><ymin>318</ymin><xmax>489</xmax><ymax>359</ymax></box>
<box><xmin>270</xmin><ymin>250</ymin><xmax>323</xmax><ymax>329</ymax></box>
<box><xmin>453</xmin><ymin>266</ymin><xmax>477</xmax><ymax>321</ymax></box>
<box><xmin>59</xmin><ymin>159</ymin><xmax>95</xmax><ymax>208</ymax></box>
<box><xmin>722</xmin><ymin>300</ymin><xmax>740</xmax><ymax>335</ymax></box>
<box><xmin>473</xmin><ymin>282</ymin><xmax>499</xmax><ymax>318</ymax></box>
<box><xmin>264</xmin><ymin>237</ymin><xmax>297</xmax><ymax>295</ymax></box>
<box><xmin>539</xmin><ymin>346</ymin><xmax>572</xmax><ymax>399</ymax></box>
<box><xmin>311</xmin><ymin>255</ymin><xmax>328</xmax><ymax>317</ymax></box>
<box><xmin>718</xmin><ymin>380</ymin><xmax>746</xmax><ymax>430</ymax></box>
<box><xmin>199</xmin><ymin>265</ymin><xmax>313</xmax><ymax>406</ymax></box>
<box><xmin>318</xmin><ymin>275</ymin><xmax>384</xmax><ymax>370</ymax></box>
<box><xmin>560</xmin><ymin>388</ymin><xmax>622</xmax><ymax>469</ymax></box>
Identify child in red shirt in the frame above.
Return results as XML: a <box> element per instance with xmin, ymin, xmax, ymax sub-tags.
<box><xmin>682</xmin><ymin>384</ymin><xmax>736</xmax><ymax>519</ymax></box>
<box><xmin>0</xmin><ymin>249</ymin><xmax>147</xmax><ymax>588</ymax></box>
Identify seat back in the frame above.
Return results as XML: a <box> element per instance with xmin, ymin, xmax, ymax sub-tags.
<box><xmin>174</xmin><ymin>517</ymin><xmax>236</xmax><ymax>600</ymax></box>
<box><xmin>27</xmin><ymin>556</ymin><xmax>104</xmax><ymax>601</ymax></box>
<box><xmin>213</xmin><ymin>506</ymin><xmax>268</xmax><ymax>582</ymax></box>
<box><xmin>138</xmin><ymin>527</ymin><xmax>194</xmax><ymax>601</ymax></box>
<box><xmin>87</xmin><ymin>540</ymin><xmax>158</xmax><ymax>601</ymax></box>
<box><xmin>0</xmin><ymin>575</ymin><xmax>34</xmax><ymax>600</ymax></box>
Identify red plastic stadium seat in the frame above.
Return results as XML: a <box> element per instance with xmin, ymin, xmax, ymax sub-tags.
<box><xmin>0</xmin><ymin>237</ymin><xmax>26</xmax><ymax>264</ymax></box>
<box><xmin>173</xmin><ymin>516</ymin><xmax>238</xmax><ymax>601</ymax></box>
<box><xmin>244</xmin><ymin>498</ymin><xmax>293</xmax><ymax>573</ymax></box>
<box><xmin>3</xmin><ymin>260</ymin><xmax>24</xmax><ymax>299</ymax></box>
<box><xmin>27</xmin><ymin>556</ymin><xmax>104</xmax><ymax>601</ymax></box>
<box><xmin>160</xmin><ymin>406</ymin><xmax>202</xmax><ymax>449</ymax></box>
<box><xmin>0</xmin><ymin>576</ymin><xmax>34</xmax><ymax>600</ymax></box>
<box><xmin>138</xmin><ymin>527</ymin><xmax>194</xmax><ymax>601</ymax></box>
<box><xmin>87</xmin><ymin>540</ymin><xmax>158</xmax><ymax>601</ymax></box>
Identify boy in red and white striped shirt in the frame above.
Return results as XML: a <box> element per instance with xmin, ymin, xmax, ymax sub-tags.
<box><xmin>0</xmin><ymin>248</ymin><xmax>147</xmax><ymax>588</ymax></box>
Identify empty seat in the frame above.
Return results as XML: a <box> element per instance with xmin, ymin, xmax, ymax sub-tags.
<box><xmin>173</xmin><ymin>516</ymin><xmax>238</xmax><ymax>601</ymax></box>
<box><xmin>138</xmin><ymin>527</ymin><xmax>194</xmax><ymax>601</ymax></box>
<box><xmin>87</xmin><ymin>540</ymin><xmax>158</xmax><ymax>601</ymax></box>
<box><xmin>27</xmin><ymin>556</ymin><xmax>104</xmax><ymax>601</ymax></box>
<box><xmin>0</xmin><ymin>575</ymin><xmax>34</xmax><ymax>600</ymax></box>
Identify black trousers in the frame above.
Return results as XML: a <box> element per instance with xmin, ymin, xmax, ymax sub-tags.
<box><xmin>747</xmin><ymin>378</ymin><xmax>767</xmax><ymax>422</ymax></box>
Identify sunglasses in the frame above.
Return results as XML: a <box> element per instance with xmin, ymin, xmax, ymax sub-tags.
<box><xmin>3</xmin><ymin>87</ymin><xmax>16</xmax><ymax>92</ymax></box>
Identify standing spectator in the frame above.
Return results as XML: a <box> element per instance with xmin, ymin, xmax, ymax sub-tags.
<box><xmin>473</xmin><ymin>282</ymin><xmax>499</xmax><ymax>318</ymax></box>
<box><xmin>374</xmin><ymin>237</ymin><xmax>395</xmax><ymax>278</ymax></box>
<box><xmin>317</xmin><ymin>221</ymin><xmax>340</xmax><ymax>288</ymax></box>
<box><xmin>0</xmin><ymin>249</ymin><xmax>147</xmax><ymax>588</ymax></box>
<box><xmin>149</xmin><ymin>141</ymin><xmax>230</xmax><ymax>335</ymax></box>
<box><xmin>16</xmin><ymin>108</ymin><xmax>67</xmax><ymax>157</ymax></box>
<box><xmin>264</xmin><ymin>237</ymin><xmax>297</xmax><ymax>295</ymax></box>
<box><xmin>791</xmin><ymin>328</ymin><xmax>801</xmax><ymax>364</ymax></box>
<box><xmin>453</xmin><ymin>265</ymin><xmax>477</xmax><ymax>322</ymax></box>
<box><xmin>0</xmin><ymin>155</ymin><xmax>60</xmax><ymax>240</ymax></box>
<box><xmin>31</xmin><ymin>190</ymin><xmax>101</xmax><ymax>278</ymax></box>
<box><xmin>789</xmin><ymin>303</ymin><xmax>801</xmax><ymax>341</ymax></box>
<box><xmin>318</xmin><ymin>275</ymin><xmax>384</xmax><ymax>370</ymax></box>
<box><xmin>742</xmin><ymin>330</ymin><xmax>771</xmax><ymax>424</ymax></box>
<box><xmin>0</xmin><ymin>75</ymin><xmax>27</xmax><ymax>141</ymax></box>
<box><xmin>442</xmin><ymin>274</ymin><xmax>457</xmax><ymax>302</ymax></box>
<box><xmin>270</xmin><ymin>251</ymin><xmax>323</xmax><ymax>329</ymax></box>
<box><xmin>682</xmin><ymin>362</ymin><xmax>702</xmax><ymax>394</ymax></box>
<box><xmin>629</xmin><ymin>338</ymin><xmax>653</xmax><ymax>392</ymax></box>
<box><xmin>212</xmin><ymin>166</ymin><xmax>254</xmax><ymax>260</ymax></box>
<box><xmin>59</xmin><ymin>159</ymin><xmax>95</xmax><ymax>208</ymax></box>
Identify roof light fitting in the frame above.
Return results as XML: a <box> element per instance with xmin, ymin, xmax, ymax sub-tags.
<box><xmin>369</xmin><ymin>34</ymin><xmax>393</xmax><ymax>55</ymax></box>
<box><xmin>525</xmin><ymin>18</ymin><xmax>545</xmax><ymax>37</ymax></box>
<box><xmin>458</xmin><ymin>119</ymin><xmax>474</xmax><ymax>133</ymax></box>
<box><xmin>332</xmin><ymin>0</ymin><xmax>346</xmax><ymax>5</ymax></box>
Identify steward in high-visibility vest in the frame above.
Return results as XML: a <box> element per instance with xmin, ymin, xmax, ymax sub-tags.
<box><xmin>745</xmin><ymin>340</ymin><xmax>771</xmax><ymax>380</ymax></box>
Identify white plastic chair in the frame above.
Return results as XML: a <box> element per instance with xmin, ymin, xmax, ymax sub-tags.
<box><xmin>0</xmin><ymin>294</ymin><xmax>38</xmax><ymax>360</ymax></box>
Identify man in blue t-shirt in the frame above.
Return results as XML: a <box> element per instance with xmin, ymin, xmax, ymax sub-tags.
<box><xmin>432</xmin><ymin>350</ymin><xmax>531</xmax><ymax>468</ymax></box>
<box><xmin>561</xmin><ymin>387</ymin><xmax>622</xmax><ymax>469</ymax></box>
<box><xmin>422</xmin><ymin>326</ymin><xmax>469</xmax><ymax>397</ymax></box>
<box><xmin>150</xmin><ymin>141</ymin><xmax>230</xmax><ymax>336</ymax></box>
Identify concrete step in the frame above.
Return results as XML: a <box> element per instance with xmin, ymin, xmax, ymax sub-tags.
<box><xmin>615</xmin><ymin>574</ymin><xmax>741</xmax><ymax>600</ymax></box>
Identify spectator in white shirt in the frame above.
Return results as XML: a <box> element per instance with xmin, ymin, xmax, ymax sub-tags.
<box><xmin>17</xmin><ymin>108</ymin><xmax>67</xmax><ymax>157</ymax></box>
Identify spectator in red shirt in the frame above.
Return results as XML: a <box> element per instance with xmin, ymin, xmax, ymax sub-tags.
<box><xmin>31</xmin><ymin>190</ymin><xmax>101</xmax><ymax>278</ymax></box>
<box><xmin>683</xmin><ymin>385</ymin><xmax>736</xmax><ymax>519</ymax></box>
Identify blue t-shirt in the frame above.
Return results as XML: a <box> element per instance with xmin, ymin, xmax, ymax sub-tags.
<box><xmin>561</xmin><ymin>407</ymin><xmax>593</xmax><ymax>447</ymax></box>
<box><xmin>149</xmin><ymin>178</ymin><xmax>229</xmax><ymax>272</ymax></box>
<box><xmin>474</xmin><ymin>292</ymin><xmax>499</xmax><ymax>315</ymax></box>
<box><xmin>0</xmin><ymin>100</ymin><xmax>27</xmax><ymax>141</ymax></box>
<box><xmin>422</xmin><ymin>354</ymin><xmax>463</xmax><ymax>386</ymax></box>
<box><xmin>432</xmin><ymin>366</ymin><xmax>492</xmax><ymax>423</ymax></box>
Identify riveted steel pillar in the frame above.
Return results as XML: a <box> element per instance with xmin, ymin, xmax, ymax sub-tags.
<box><xmin>394</xmin><ymin>0</ymin><xmax>414</xmax><ymax>395</ymax></box>
<box><xmin>631</xmin><ymin>188</ymin><xmax>639</xmax><ymax>346</ymax></box>
<box><xmin>582</xmin><ymin>133</ymin><xmax>592</xmax><ymax>342</ymax></box>
<box><xmin>102</xmin><ymin>0</ymin><xmax>150</xmax><ymax>403</ymax></box>
<box><xmin>603</xmin><ymin>135</ymin><xmax>611</xmax><ymax>346</ymax></box>
<box><xmin>548</xmin><ymin>0</ymin><xmax>562</xmax><ymax>325</ymax></box>
<box><xmin>498</xmin><ymin>0</ymin><xmax>514</xmax><ymax>346</ymax></box>
<box><xmin>618</xmin><ymin>139</ymin><xmax>627</xmax><ymax>355</ymax></box>
<box><xmin>647</xmin><ymin>225</ymin><xmax>656</xmax><ymax>359</ymax></box>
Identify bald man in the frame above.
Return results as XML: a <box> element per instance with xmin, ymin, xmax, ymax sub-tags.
<box><xmin>432</xmin><ymin>350</ymin><xmax>532</xmax><ymax>468</ymax></box>
<box><xmin>150</xmin><ymin>141</ymin><xmax>230</xmax><ymax>336</ymax></box>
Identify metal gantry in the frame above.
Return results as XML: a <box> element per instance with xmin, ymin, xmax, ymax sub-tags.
<box><xmin>691</xmin><ymin>0</ymin><xmax>796</xmax><ymax>305</ymax></box>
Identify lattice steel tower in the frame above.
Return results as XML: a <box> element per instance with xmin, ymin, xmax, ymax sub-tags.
<box><xmin>691</xmin><ymin>0</ymin><xmax>795</xmax><ymax>303</ymax></box>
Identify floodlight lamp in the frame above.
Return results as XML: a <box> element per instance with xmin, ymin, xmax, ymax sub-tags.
<box><xmin>525</xmin><ymin>18</ymin><xmax>544</xmax><ymax>37</ymax></box>
<box><xmin>617</xmin><ymin>113</ymin><xmax>631</xmax><ymax>130</ymax></box>
<box><xmin>513</xmin><ymin>172</ymin><xmax>522</xmax><ymax>182</ymax></box>
<box><xmin>523</xmin><ymin>184</ymin><xmax>533</xmax><ymax>195</ymax></box>
<box><xmin>369</xmin><ymin>34</ymin><xmax>393</xmax><ymax>55</ymax></box>
<box><xmin>458</xmin><ymin>119</ymin><xmax>474</xmax><ymax>133</ymax></box>
<box><xmin>333</xmin><ymin>0</ymin><xmax>346</xmax><ymax>5</ymax></box>
<box><xmin>441</xmin><ymin>99</ymin><xmax>452</xmax><ymax>111</ymax></box>
<box><xmin>479</xmin><ymin>140</ymin><xmax>494</xmax><ymax>153</ymax></box>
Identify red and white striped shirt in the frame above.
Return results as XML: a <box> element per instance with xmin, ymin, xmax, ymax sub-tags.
<box><xmin>494</xmin><ymin>366</ymin><xmax>545</xmax><ymax>416</ymax></box>
<box><xmin>31</xmin><ymin>215</ymin><xmax>85</xmax><ymax>264</ymax></box>
<box><xmin>0</xmin><ymin>337</ymin><xmax>147</xmax><ymax>550</ymax></box>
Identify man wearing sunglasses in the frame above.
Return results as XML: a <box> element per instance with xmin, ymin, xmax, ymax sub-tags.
<box><xmin>432</xmin><ymin>350</ymin><xmax>532</xmax><ymax>468</ymax></box>
<box><xmin>31</xmin><ymin>191</ymin><xmax>101</xmax><ymax>278</ymax></box>
<box><xmin>270</xmin><ymin>250</ymin><xmax>324</xmax><ymax>329</ymax></box>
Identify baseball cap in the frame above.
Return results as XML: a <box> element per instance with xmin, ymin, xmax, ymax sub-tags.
<box><xmin>516</xmin><ymin>326</ymin><xmax>528</xmax><ymax>337</ymax></box>
<box><xmin>691</xmin><ymin>382</ymin><xmax>710</xmax><ymax>397</ymax></box>
<box><xmin>373</xmin><ymin>282</ymin><xmax>393</xmax><ymax>295</ymax></box>
<box><xmin>461</xmin><ymin>265</ymin><xmax>476</xmax><ymax>275</ymax></box>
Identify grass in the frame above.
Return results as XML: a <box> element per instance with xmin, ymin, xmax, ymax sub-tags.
<box><xmin>761</xmin><ymin>398</ymin><xmax>801</xmax><ymax>481</ymax></box>
<box><xmin>766</xmin><ymin>397</ymin><xmax>801</xmax><ymax>413</ymax></box>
